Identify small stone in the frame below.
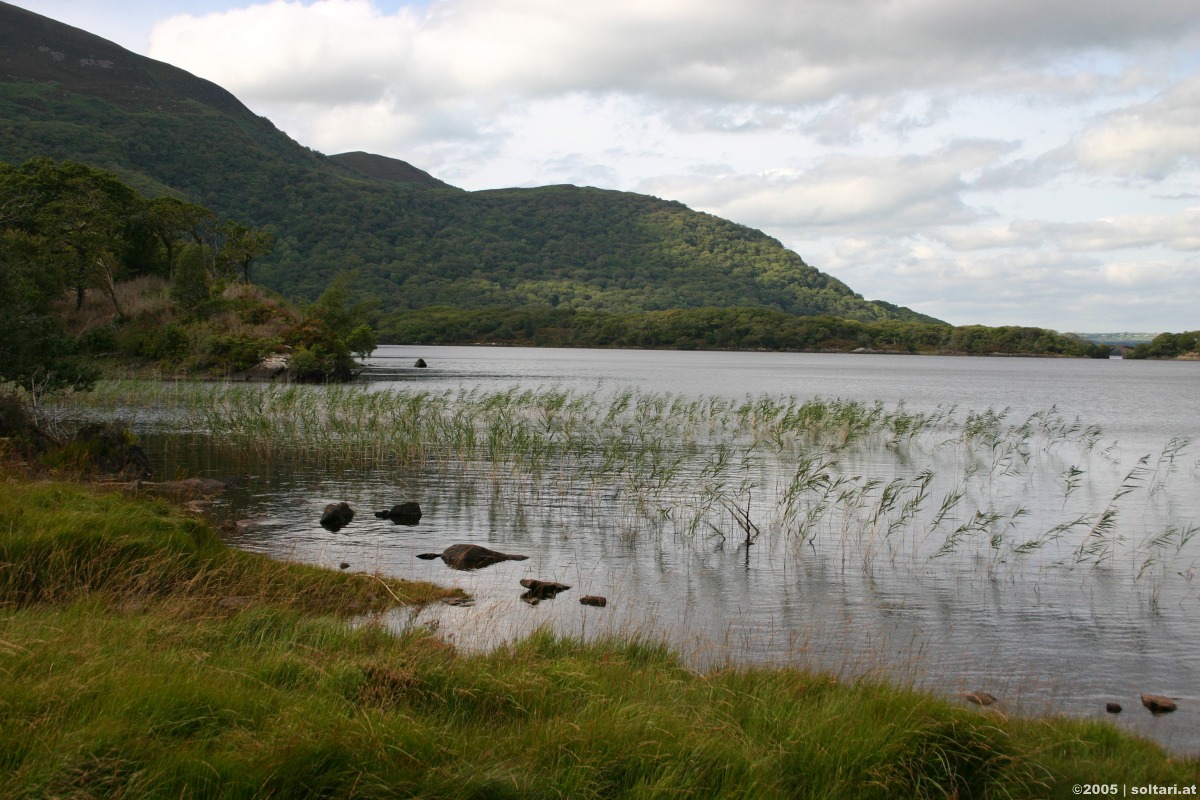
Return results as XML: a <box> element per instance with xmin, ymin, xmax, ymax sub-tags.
<box><xmin>1106</xmin><ymin>702</ymin><xmax>1122</xmax><ymax>714</ymax></box>
<box><xmin>414</xmin><ymin>358</ymin><xmax>427</xmax><ymax>368</ymax></box>
<box><xmin>1141</xmin><ymin>694</ymin><xmax>1177</xmax><ymax>715</ymax></box>
<box><xmin>580</xmin><ymin>595</ymin><xmax>608</xmax><ymax>607</ymax></box>
<box><xmin>339</xmin><ymin>562</ymin><xmax>350</xmax><ymax>570</ymax></box>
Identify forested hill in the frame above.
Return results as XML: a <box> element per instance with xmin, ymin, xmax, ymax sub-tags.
<box><xmin>0</xmin><ymin>2</ymin><xmax>940</xmax><ymax>325</ymax></box>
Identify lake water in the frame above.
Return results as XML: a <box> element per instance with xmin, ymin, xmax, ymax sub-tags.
<box><xmin>126</xmin><ymin>346</ymin><xmax>1200</xmax><ymax>753</ymax></box>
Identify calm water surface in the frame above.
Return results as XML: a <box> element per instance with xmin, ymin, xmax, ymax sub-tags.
<box><xmin>147</xmin><ymin>346</ymin><xmax>1200</xmax><ymax>753</ymax></box>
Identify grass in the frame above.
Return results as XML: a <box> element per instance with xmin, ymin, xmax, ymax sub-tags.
<box><xmin>0</xmin><ymin>478</ymin><xmax>454</xmax><ymax>613</ymax></box>
<box><xmin>0</xmin><ymin>477</ymin><xmax>1197</xmax><ymax>797</ymax></box>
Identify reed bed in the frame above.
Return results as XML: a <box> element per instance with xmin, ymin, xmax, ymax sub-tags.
<box><xmin>54</xmin><ymin>381</ymin><xmax>1198</xmax><ymax>593</ymax></box>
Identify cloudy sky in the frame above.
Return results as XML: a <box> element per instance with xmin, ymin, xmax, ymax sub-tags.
<box><xmin>13</xmin><ymin>0</ymin><xmax>1200</xmax><ymax>331</ymax></box>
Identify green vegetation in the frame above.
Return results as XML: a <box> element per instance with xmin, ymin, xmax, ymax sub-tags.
<box><xmin>0</xmin><ymin>479</ymin><xmax>449</xmax><ymax>610</ymax></box>
<box><xmin>0</xmin><ymin>157</ymin><xmax>376</xmax><ymax>384</ymax></box>
<box><xmin>382</xmin><ymin>305</ymin><xmax>1111</xmax><ymax>356</ymax></box>
<box><xmin>0</xmin><ymin>479</ymin><xmax>1194</xmax><ymax>797</ymax></box>
<box><xmin>0</xmin><ymin>4</ymin><xmax>935</xmax><ymax>323</ymax></box>
<box><xmin>1127</xmin><ymin>330</ymin><xmax>1200</xmax><ymax>360</ymax></box>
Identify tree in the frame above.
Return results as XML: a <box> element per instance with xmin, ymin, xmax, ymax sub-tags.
<box><xmin>219</xmin><ymin>220</ymin><xmax>273</xmax><ymax>283</ymax></box>
<box><xmin>5</xmin><ymin>158</ymin><xmax>144</xmax><ymax>316</ymax></box>
<box><xmin>0</xmin><ymin>248</ymin><xmax>97</xmax><ymax>399</ymax></box>
<box><xmin>285</xmin><ymin>272</ymin><xmax>378</xmax><ymax>381</ymax></box>
<box><xmin>143</xmin><ymin>196</ymin><xmax>216</xmax><ymax>278</ymax></box>
<box><xmin>170</xmin><ymin>243</ymin><xmax>212</xmax><ymax>311</ymax></box>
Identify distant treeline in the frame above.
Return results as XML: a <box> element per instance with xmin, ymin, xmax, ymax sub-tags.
<box><xmin>379</xmin><ymin>306</ymin><xmax>1111</xmax><ymax>358</ymax></box>
<box><xmin>1126</xmin><ymin>331</ymin><xmax>1200</xmax><ymax>359</ymax></box>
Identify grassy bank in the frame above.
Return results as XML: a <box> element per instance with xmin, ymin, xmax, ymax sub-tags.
<box><xmin>1</xmin><ymin>479</ymin><xmax>1195</xmax><ymax>798</ymax></box>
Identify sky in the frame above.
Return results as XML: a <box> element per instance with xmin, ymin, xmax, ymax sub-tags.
<box><xmin>11</xmin><ymin>0</ymin><xmax>1200</xmax><ymax>332</ymax></box>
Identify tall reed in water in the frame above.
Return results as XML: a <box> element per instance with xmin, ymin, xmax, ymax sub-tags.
<box><xmin>52</xmin><ymin>382</ymin><xmax>1197</xmax><ymax>587</ymax></box>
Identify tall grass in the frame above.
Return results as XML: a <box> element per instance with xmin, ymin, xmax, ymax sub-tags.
<box><xmin>0</xmin><ymin>480</ymin><xmax>454</xmax><ymax>611</ymax></box>
<box><xmin>53</xmin><ymin>381</ymin><xmax>1198</xmax><ymax>594</ymax></box>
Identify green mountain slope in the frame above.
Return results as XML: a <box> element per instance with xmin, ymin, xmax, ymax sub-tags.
<box><xmin>0</xmin><ymin>1</ymin><xmax>941</xmax><ymax>324</ymax></box>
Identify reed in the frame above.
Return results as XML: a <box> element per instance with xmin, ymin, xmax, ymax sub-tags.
<box><xmin>48</xmin><ymin>382</ymin><xmax>1199</xmax><ymax>590</ymax></box>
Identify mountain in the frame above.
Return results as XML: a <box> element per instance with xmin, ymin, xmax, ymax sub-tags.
<box><xmin>328</xmin><ymin>151</ymin><xmax>458</xmax><ymax>190</ymax></box>
<box><xmin>0</xmin><ymin>1</ymin><xmax>942</xmax><ymax>325</ymax></box>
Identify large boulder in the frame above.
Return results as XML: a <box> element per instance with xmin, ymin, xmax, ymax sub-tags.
<box><xmin>374</xmin><ymin>501</ymin><xmax>422</xmax><ymax>525</ymax></box>
<box><xmin>416</xmin><ymin>544</ymin><xmax>528</xmax><ymax>570</ymax></box>
<box><xmin>1141</xmin><ymin>694</ymin><xmax>1178</xmax><ymax>714</ymax></box>
<box><xmin>320</xmin><ymin>501</ymin><xmax>355</xmax><ymax>530</ymax></box>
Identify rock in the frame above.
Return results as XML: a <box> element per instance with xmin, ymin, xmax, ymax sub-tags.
<box><xmin>414</xmin><ymin>358</ymin><xmax>427</xmax><ymax>368</ymax></box>
<box><xmin>230</xmin><ymin>352</ymin><xmax>289</xmax><ymax>382</ymax></box>
<box><xmin>580</xmin><ymin>595</ymin><xmax>608</xmax><ymax>607</ymax></box>
<box><xmin>964</xmin><ymin>691</ymin><xmax>997</xmax><ymax>706</ymax></box>
<box><xmin>1106</xmin><ymin>702</ymin><xmax>1123</xmax><ymax>714</ymax></box>
<box><xmin>415</xmin><ymin>544</ymin><xmax>529</xmax><ymax>570</ymax></box>
<box><xmin>1141</xmin><ymin>694</ymin><xmax>1177</xmax><ymax>714</ymax></box>
<box><xmin>441</xmin><ymin>596</ymin><xmax>476</xmax><ymax>607</ymax></box>
<box><xmin>320</xmin><ymin>501</ymin><xmax>355</xmax><ymax>530</ymax></box>
<box><xmin>374</xmin><ymin>501</ymin><xmax>422</xmax><ymax>525</ymax></box>
<box><xmin>519</xmin><ymin>578</ymin><xmax>571</xmax><ymax>601</ymax></box>
<box><xmin>339</xmin><ymin>562</ymin><xmax>350</xmax><ymax>570</ymax></box>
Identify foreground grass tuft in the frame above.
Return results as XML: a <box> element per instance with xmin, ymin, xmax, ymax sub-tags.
<box><xmin>0</xmin><ymin>479</ymin><xmax>450</xmax><ymax>612</ymax></box>
<box><xmin>0</xmin><ymin>479</ymin><xmax>1195</xmax><ymax>798</ymax></box>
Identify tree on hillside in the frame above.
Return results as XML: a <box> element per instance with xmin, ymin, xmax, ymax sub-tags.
<box><xmin>3</xmin><ymin>158</ymin><xmax>147</xmax><ymax>316</ymax></box>
<box><xmin>144</xmin><ymin>195</ymin><xmax>216</xmax><ymax>278</ymax></box>
<box><xmin>170</xmin><ymin>242</ymin><xmax>212</xmax><ymax>312</ymax></box>
<box><xmin>219</xmin><ymin>220</ymin><xmax>273</xmax><ymax>284</ymax></box>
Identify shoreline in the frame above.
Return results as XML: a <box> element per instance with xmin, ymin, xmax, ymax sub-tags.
<box><xmin>1</xmin><ymin>476</ymin><xmax>1196</xmax><ymax>795</ymax></box>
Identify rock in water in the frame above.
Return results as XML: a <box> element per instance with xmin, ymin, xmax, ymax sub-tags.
<box><xmin>1141</xmin><ymin>694</ymin><xmax>1177</xmax><ymax>714</ymax></box>
<box><xmin>580</xmin><ymin>595</ymin><xmax>608</xmax><ymax>607</ymax></box>
<box><xmin>415</xmin><ymin>544</ymin><xmax>529</xmax><ymax>570</ymax></box>
<box><xmin>519</xmin><ymin>578</ymin><xmax>571</xmax><ymax>601</ymax></box>
<box><xmin>964</xmin><ymin>691</ymin><xmax>997</xmax><ymax>706</ymax></box>
<box><xmin>374</xmin><ymin>501</ymin><xmax>422</xmax><ymax>524</ymax></box>
<box><xmin>320</xmin><ymin>501</ymin><xmax>355</xmax><ymax>530</ymax></box>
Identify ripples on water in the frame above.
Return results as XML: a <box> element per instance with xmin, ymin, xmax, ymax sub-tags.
<box><xmin>63</xmin><ymin>346</ymin><xmax>1200</xmax><ymax>753</ymax></box>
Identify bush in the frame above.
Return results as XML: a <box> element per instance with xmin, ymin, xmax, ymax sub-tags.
<box><xmin>197</xmin><ymin>334</ymin><xmax>272</xmax><ymax>373</ymax></box>
<box><xmin>79</xmin><ymin>325</ymin><xmax>118</xmax><ymax>354</ymax></box>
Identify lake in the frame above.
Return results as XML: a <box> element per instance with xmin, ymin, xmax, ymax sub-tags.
<box><xmin>84</xmin><ymin>346</ymin><xmax>1200</xmax><ymax>753</ymax></box>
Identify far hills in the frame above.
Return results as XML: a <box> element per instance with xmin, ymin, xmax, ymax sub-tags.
<box><xmin>0</xmin><ymin>1</ymin><xmax>941</xmax><ymax>328</ymax></box>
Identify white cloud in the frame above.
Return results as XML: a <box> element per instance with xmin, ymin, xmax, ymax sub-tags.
<box><xmin>939</xmin><ymin>209</ymin><xmax>1200</xmax><ymax>252</ymax></box>
<box><xmin>641</xmin><ymin>140</ymin><xmax>1016</xmax><ymax>236</ymax></box>
<box><xmin>1074</xmin><ymin>75</ymin><xmax>1200</xmax><ymax>178</ymax></box>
